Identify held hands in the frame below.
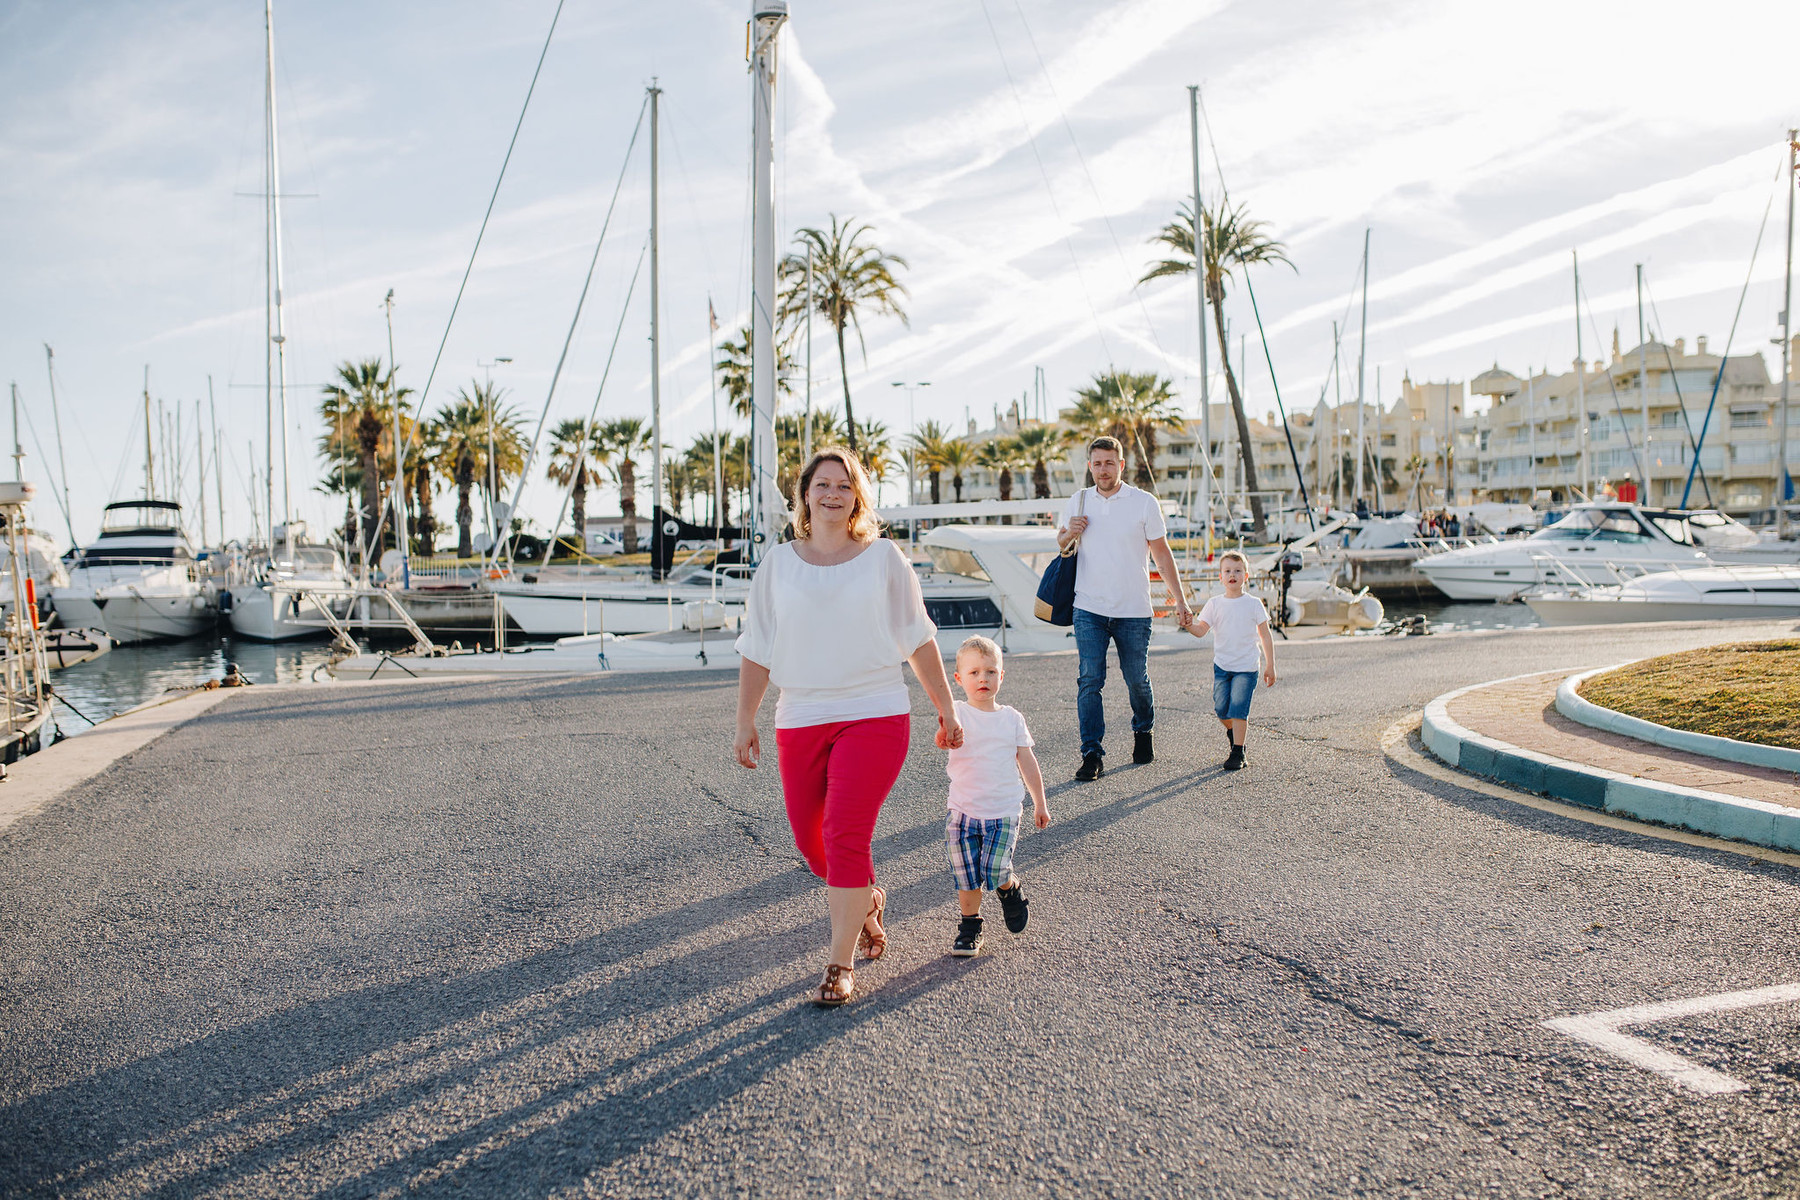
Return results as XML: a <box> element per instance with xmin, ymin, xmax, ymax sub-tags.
<box><xmin>934</xmin><ymin>712</ymin><xmax>965</xmax><ymax>750</ymax></box>
<box><xmin>734</xmin><ymin>722</ymin><xmax>760</xmax><ymax>769</ymax></box>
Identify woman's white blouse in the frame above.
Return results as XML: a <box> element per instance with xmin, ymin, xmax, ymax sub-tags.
<box><xmin>734</xmin><ymin>538</ymin><xmax>938</xmax><ymax>729</ymax></box>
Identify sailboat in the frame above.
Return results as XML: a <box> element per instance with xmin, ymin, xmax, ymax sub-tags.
<box><xmin>226</xmin><ymin>0</ymin><xmax>359</xmax><ymax>642</ymax></box>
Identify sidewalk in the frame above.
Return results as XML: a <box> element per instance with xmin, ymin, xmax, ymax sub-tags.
<box><xmin>1446</xmin><ymin>673</ymin><xmax>1800</xmax><ymax>809</ymax></box>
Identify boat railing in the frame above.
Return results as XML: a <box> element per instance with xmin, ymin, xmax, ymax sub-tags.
<box><xmin>1522</xmin><ymin>549</ymin><xmax>1700</xmax><ymax>595</ymax></box>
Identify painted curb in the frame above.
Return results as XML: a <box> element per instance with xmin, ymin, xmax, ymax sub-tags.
<box><xmin>1420</xmin><ymin>676</ymin><xmax>1800</xmax><ymax>853</ymax></box>
<box><xmin>1556</xmin><ymin>665</ymin><xmax>1800</xmax><ymax>775</ymax></box>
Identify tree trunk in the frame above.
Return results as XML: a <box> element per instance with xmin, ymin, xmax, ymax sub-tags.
<box><xmin>571</xmin><ymin>469</ymin><xmax>587</xmax><ymax>557</ymax></box>
<box><xmin>357</xmin><ymin>408</ymin><xmax>385</xmax><ymax>557</ymax></box>
<box><xmin>1032</xmin><ymin>458</ymin><xmax>1050</xmax><ymax>499</ymax></box>
<box><xmin>414</xmin><ymin>466</ymin><xmax>435</xmax><ymax>555</ymax></box>
<box><xmin>836</xmin><ymin>320</ymin><xmax>858</xmax><ymax>453</ymax></box>
<box><xmin>999</xmin><ymin>466</ymin><xmax>1013</xmax><ymax>524</ymax></box>
<box><xmin>620</xmin><ymin>458</ymin><xmax>639</xmax><ymax>554</ymax></box>
<box><xmin>1134</xmin><ymin>425</ymin><xmax>1157</xmax><ymax>492</ymax></box>
<box><xmin>929</xmin><ymin>469</ymin><xmax>941</xmax><ymax>505</ymax></box>
<box><xmin>1212</xmin><ymin>277</ymin><xmax>1267</xmax><ymax>539</ymax></box>
<box><xmin>455</xmin><ymin>449</ymin><xmax>475</xmax><ymax>558</ymax></box>
<box><xmin>952</xmin><ymin>471</ymin><xmax>964</xmax><ymax>503</ymax></box>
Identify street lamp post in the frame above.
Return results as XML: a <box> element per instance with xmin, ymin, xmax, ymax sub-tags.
<box><xmin>892</xmin><ymin>381</ymin><xmax>930</xmax><ymax>506</ymax></box>
<box><xmin>477</xmin><ymin>357</ymin><xmax>513</xmax><ymax>548</ymax></box>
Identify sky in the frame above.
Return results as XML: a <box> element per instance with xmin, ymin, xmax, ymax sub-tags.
<box><xmin>2</xmin><ymin>0</ymin><xmax>1797</xmax><ymax>549</ymax></box>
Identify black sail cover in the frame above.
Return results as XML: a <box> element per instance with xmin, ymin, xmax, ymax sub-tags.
<box><xmin>650</xmin><ymin>507</ymin><xmax>745</xmax><ymax>579</ymax></box>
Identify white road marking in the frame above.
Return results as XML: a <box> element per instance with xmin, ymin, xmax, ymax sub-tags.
<box><xmin>1543</xmin><ymin>982</ymin><xmax>1800</xmax><ymax>1095</ymax></box>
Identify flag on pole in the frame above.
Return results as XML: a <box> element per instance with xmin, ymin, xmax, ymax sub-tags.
<box><xmin>708</xmin><ymin>299</ymin><xmax>719</xmax><ymax>333</ymax></box>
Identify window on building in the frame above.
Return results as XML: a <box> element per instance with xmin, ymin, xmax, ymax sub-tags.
<box><xmin>1380</xmin><ymin>434</ymin><xmax>1396</xmax><ymax>446</ymax></box>
<box><xmin>1731</xmin><ymin>410</ymin><xmax>1768</xmax><ymax>428</ymax></box>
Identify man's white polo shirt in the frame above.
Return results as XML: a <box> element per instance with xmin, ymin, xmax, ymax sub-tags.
<box><xmin>1058</xmin><ymin>483</ymin><xmax>1167</xmax><ymax>619</ymax></box>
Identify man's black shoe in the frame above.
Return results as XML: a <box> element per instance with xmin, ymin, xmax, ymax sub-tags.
<box><xmin>952</xmin><ymin>915</ymin><xmax>984</xmax><ymax>957</ymax></box>
<box><xmin>1134</xmin><ymin>731</ymin><xmax>1154</xmax><ymax>764</ymax></box>
<box><xmin>1223</xmin><ymin>744</ymin><xmax>1245</xmax><ymax>771</ymax></box>
<box><xmin>1226</xmin><ymin>729</ymin><xmax>1235</xmax><ymax>753</ymax></box>
<box><xmin>1074</xmin><ymin>752</ymin><xmax>1104</xmax><ymax>782</ymax></box>
<box><xmin>997</xmin><ymin>882</ymin><xmax>1029</xmax><ymax>933</ymax></box>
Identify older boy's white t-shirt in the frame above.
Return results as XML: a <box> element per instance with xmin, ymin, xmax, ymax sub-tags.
<box><xmin>1057</xmin><ymin>484</ymin><xmax>1167</xmax><ymax>619</ymax></box>
<box><xmin>946</xmin><ymin>700</ymin><xmax>1034</xmax><ymax>819</ymax></box>
<box><xmin>1198</xmin><ymin>593</ymin><xmax>1269</xmax><ymax>672</ymax></box>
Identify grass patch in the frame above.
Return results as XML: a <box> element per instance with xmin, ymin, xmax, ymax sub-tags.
<box><xmin>1579</xmin><ymin>639</ymin><xmax>1800</xmax><ymax>750</ymax></box>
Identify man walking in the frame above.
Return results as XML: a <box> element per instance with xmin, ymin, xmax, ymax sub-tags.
<box><xmin>1057</xmin><ymin>437</ymin><xmax>1192</xmax><ymax>781</ymax></box>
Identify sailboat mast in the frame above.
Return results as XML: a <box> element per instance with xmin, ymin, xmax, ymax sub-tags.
<box><xmin>9</xmin><ymin>382</ymin><xmax>21</xmax><ymax>482</ymax></box>
<box><xmin>1354</xmin><ymin>229</ymin><xmax>1369</xmax><ymax>505</ymax></box>
<box><xmin>648</xmin><ymin>82</ymin><xmax>664</xmax><ymax>580</ymax></box>
<box><xmin>1779</xmin><ymin>128</ymin><xmax>1795</xmax><ymax>539</ymax></box>
<box><xmin>266</xmin><ymin>0</ymin><xmax>291</xmax><ymax>533</ymax></box>
<box><xmin>143</xmin><ymin>366</ymin><xmax>155</xmax><ymax>500</ymax></box>
<box><xmin>1573</xmin><ymin>250</ymin><xmax>1588</xmax><ymax>498</ymax></box>
<box><xmin>1186</xmin><ymin>85</ymin><xmax>1212</xmax><ymax>559</ymax></box>
<box><xmin>803</xmin><ymin>245</ymin><xmax>813</xmax><ymax>464</ymax></box>
<box><xmin>42</xmin><ymin>346</ymin><xmax>76</xmax><ymax>545</ymax></box>
<box><xmin>1637</xmin><ymin>262</ymin><xmax>1648</xmax><ymax>496</ymax></box>
<box><xmin>210</xmin><ymin>378</ymin><xmax>224</xmax><ymax>541</ymax></box>
<box><xmin>196</xmin><ymin>399</ymin><xmax>207</xmax><ymax>545</ymax></box>
<box><xmin>748</xmin><ymin>1</ymin><xmax>787</xmax><ymax>562</ymax></box>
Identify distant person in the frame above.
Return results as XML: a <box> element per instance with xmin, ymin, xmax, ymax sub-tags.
<box><xmin>937</xmin><ymin>635</ymin><xmax>1050</xmax><ymax>957</ymax></box>
<box><xmin>1179</xmin><ymin>550</ymin><xmax>1277</xmax><ymax>770</ymax></box>
<box><xmin>1355</xmin><ymin>496</ymin><xmax>1371</xmax><ymax>519</ymax></box>
<box><xmin>1616</xmin><ymin>475</ymin><xmax>1638</xmax><ymax>504</ymax></box>
<box><xmin>734</xmin><ymin>446</ymin><xmax>964</xmax><ymax>1008</ymax></box>
<box><xmin>1444</xmin><ymin>512</ymin><xmax>1462</xmax><ymax>538</ymax></box>
<box><xmin>1056</xmin><ymin>437</ymin><xmax>1193</xmax><ymax>781</ymax></box>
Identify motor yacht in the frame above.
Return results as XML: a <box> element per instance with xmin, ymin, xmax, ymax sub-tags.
<box><xmin>1414</xmin><ymin>503</ymin><xmax>1781</xmax><ymax>601</ymax></box>
<box><xmin>489</xmin><ymin>560</ymin><xmax>753</xmax><ymax>637</ymax></box>
<box><xmin>52</xmin><ymin>500</ymin><xmax>214</xmax><ymax>643</ymax></box>
<box><xmin>1525</xmin><ymin>564</ymin><xmax>1800</xmax><ymax>625</ymax></box>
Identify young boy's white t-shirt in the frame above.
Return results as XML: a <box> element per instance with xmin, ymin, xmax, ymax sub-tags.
<box><xmin>946</xmin><ymin>700</ymin><xmax>1034</xmax><ymax>819</ymax></box>
<box><xmin>1198</xmin><ymin>593</ymin><xmax>1269</xmax><ymax>672</ymax></box>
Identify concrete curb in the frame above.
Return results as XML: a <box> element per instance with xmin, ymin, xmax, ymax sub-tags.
<box><xmin>1556</xmin><ymin>664</ymin><xmax>1800</xmax><ymax>774</ymax></box>
<box><xmin>1420</xmin><ymin>674</ymin><xmax>1800</xmax><ymax>854</ymax></box>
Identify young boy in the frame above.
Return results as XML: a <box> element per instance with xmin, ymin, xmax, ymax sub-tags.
<box><xmin>937</xmin><ymin>635</ymin><xmax>1051</xmax><ymax>956</ymax></box>
<box><xmin>1181</xmin><ymin>550</ymin><xmax>1277</xmax><ymax>770</ymax></box>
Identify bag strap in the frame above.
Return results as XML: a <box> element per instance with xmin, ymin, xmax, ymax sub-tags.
<box><xmin>1060</xmin><ymin>488</ymin><xmax>1087</xmax><ymax>558</ymax></box>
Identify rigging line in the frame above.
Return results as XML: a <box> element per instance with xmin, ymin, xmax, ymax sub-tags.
<box><xmin>1575</xmin><ymin>279</ymin><xmax>1647</xmax><ymax>485</ymax></box>
<box><xmin>412</xmin><ymin>0</ymin><xmax>568</xmax><ymax>420</ymax></box>
<box><xmin>14</xmin><ymin>395</ymin><xmax>71</xmax><ymax>534</ymax></box>
<box><xmin>1006</xmin><ymin>0</ymin><xmax>1167</xmax><ymax>355</ymax></box>
<box><xmin>1641</xmin><ymin>272</ymin><xmax>1716</xmax><ymax>505</ymax></box>
<box><xmin>975</xmin><ymin>0</ymin><xmax>1114</xmax><ymax>365</ymax></box>
<box><xmin>540</xmin><ymin>238</ymin><xmax>650</xmax><ymax>569</ymax></box>
<box><xmin>1683</xmin><ymin>152</ymin><xmax>1783</xmax><ymax>508</ymax></box>
<box><xmin>493</xmin><ymin>96</ymin><xmax>650</xmax><ymax>570</ymax></box>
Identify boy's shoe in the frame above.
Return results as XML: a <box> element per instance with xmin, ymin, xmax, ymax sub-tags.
<box><xmin>1133</xmin><ymin>731</ymin><xmax>1154</xmax><ymax>764</ymax></box>
<box><xmin>952</xmin><ymin>916</ymin><xmax>984</xmax><ymax>957</ymax></box>
<box><xmin>997</xmin><ymin>882</ymin><xmax>1030</xmax><ymax>933</ymax></box>
<box><xmin>1223</xmin><ymin>744</ymin><xmax>1245</xmax><ymax>771</ymax></box>
<box><xmin>1074</xmin><ymin>752</ymin><xmax>1104</xmax><ymax>782</ymax></box>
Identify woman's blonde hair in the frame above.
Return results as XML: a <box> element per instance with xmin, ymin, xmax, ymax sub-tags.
<box><xmin>793</xmin><ymin>446</ymin><xmax>882</xmax><ymax>543</ymax></box>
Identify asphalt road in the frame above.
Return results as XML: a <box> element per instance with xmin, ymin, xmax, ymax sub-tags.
<box><xmin>3</xmin><ymin>619</ymin><xmax>1800</xmax><ymax>1198</ymax></box>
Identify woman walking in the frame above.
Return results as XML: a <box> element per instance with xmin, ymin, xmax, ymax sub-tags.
<box><xmin>734</xmin><ymin>447</ymin><xmax>963</xmax><ymax>1007</ymax></box>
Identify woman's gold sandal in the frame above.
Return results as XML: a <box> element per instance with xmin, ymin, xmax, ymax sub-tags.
<box><xmin>815</xmin><ymin>963</ymin><xmax>854</xmax><ymax>1007</ymax></box>
<box><xmin>856</xmin><ymin>886</ymin><xmax>888</xmax><ymax>962</ymax></box>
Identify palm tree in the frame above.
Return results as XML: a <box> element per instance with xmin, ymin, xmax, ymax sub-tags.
<box><xmin>1404</xmin><ymin>452</ymin><xmax>1428</xmax><ymax>510</ymax></box>
<box><xmin>321</xmin><ymin>358</ymin><xmax>414</xmax><ymax>556</ymax></box>
<box><xmin>1066</xmin><ymin>388</ymin><xmax>1126</xmax><ymax>488</ymax></box>
<box><xmin>1142</xmin><ymin>199</ymin><xmax>1293</xmax><ymax>537</ymax></box>
<box><xmin>939</xmin><ymin>437</ymin><xmax>977</xmax><ymax>504</ymax></box>
<box><xmin>686</xmin><ymin>433</ymin><xmax>743</xmax><ymax>528</ymax></box>
<box><xmin>1072</xmin><ymin>371</ymin><xmax>1185</xmax><ymax>490</ymax></box>
<box><xmin>716</xmin><ymin>325</ymin><xmax>795</xmax><ymax>421</ymax></box>
<box><xmin>411</xmin><ymin>417</ymin><xmax>441</xmax><ymax>555</ymax></box>
<box><xmin>908</xmin><ymin>419</ymin><xmax>953</xmax><ymax>504</ymax></box>
<box><xmin>431</xmin><ymin>396</ymin><xmax>487</xmax><ymax>558</ymax></box>
<box><xmin>778</xmin><ymin>216</ymin><xmax>909</xmax><ymax>453</ymax></box>
<box><xmin>1012</xmin><ymin>422</ymin><xmax>1072</xmax><ymax>499</ymax></box>
<box><xmin>975</xmin><ymin>437</ymin><xmax>1024</xmax><ymax>523</ymax></box>
<box><xmin>599</xmin><ymin>417</ymin><xmax>654</xmax><ymax>553</ymax></box>
<box><xmin>856</xmin><ymin>419</ymin><xmax>899</xmax><ymax>496</ymax></box>
<box><xmin>546</xmin><ymin>418</ymin><xmax>604</xmax><ymax>556</ymax></box>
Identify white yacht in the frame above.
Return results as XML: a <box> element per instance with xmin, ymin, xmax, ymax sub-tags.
<box><xmin>1414</xmin><ymin>503</ymin><xmax>1780</xmax><ymax>601</ymax></box>
<box><xmin>52</xmin><ymin>500</ymin><xmax>214</xmax><ymax>643</ymax></box>
<box><xmin>225</xmin><ymin>533</ymin><xmax>357</xmax><ymax>642</ymax></box>
<box><xmin>489</xmin><ymin>561</ymin><xmax>753</xmax><ymax>637</ymax></box>
<box><xmin>1525</xmin><ymin>564</ymin><xmax>1800</xmax><ymax>625</ymax></box>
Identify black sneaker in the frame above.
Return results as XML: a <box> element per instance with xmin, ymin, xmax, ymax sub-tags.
<box><xmin>1133</xmin><ymin>731</ymin><xmax>1154</xmax><ymax>764</ymax></box>
<box><xmin>952</xmin><ymin>915</ymin><xmax>984</xmax><ymax>957</ymax></box>
<box><xmin>1223</xmin><ymin>744</ymin><xmax>1245</xmax><ymax>771</ymax></box>
<box><xmin>1074</xmin><ymin>752</ymin><xmax>1104</xmax><ymax>782</ymax></box>
<box><xmin>997</xmin><ymin>882</ymin><xmax>1029</xmax><ymax>933</ymax></box>
<box><xmin>1225</xmin><ymin>729</ymin><xmax>1235</xmax><ymax>754</ymax></box>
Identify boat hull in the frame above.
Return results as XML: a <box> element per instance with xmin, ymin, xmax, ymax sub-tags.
<box><xmin>1525</xmin><ymin>596</ymin><xmax>1800</xmax><ymax>625</ymax></box>
<box><xmin>226</xmin><ymin>586</ymin><xmax>355</xmax><ymax>642</ymax></box>
<box><xmin>53</xmin><ymin>593</ymin><xmax>213</xmax><ymax>645</ymax></box>
<box><xmin>492</xmin><ymin>586</ymin><xmax>743</xmax><ymax>636</ymax></box>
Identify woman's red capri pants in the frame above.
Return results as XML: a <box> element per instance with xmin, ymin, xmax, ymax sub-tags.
<box><xmin>775</xmin><ymin>714</ymin><xmax>909</xmax><ymax>887</ymax></box>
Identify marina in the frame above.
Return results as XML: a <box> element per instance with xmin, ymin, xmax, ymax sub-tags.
<box><xmin>3</xmin><ymin>2</ymin><xmax>1799</xmax><ymax>1197</ymax></box>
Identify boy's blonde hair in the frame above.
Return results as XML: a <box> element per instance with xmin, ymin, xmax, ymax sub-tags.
<box><xmin>956</xmin><ymin>634</ymin><xmax>1003</xmax><ymax>670</ymax></box>
<box><xmin>1217</xmin><ymin>549</ymin><xmax>1250</xmax><ymax>574</ymax></box>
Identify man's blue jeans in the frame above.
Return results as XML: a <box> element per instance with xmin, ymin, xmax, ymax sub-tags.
<box><xmin>1073</xmin><ymin>608</ymin><xmax>1154</xmax><ymax>759</ymax></box>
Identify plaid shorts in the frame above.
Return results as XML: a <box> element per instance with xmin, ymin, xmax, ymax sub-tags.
<box><xmin>945</xmin><ymin>811</ymin><xmax>1021</xmax><ymax>892</ymax></box>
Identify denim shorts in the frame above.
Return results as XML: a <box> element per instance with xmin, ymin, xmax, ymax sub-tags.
<box><xmin>1213</xmin><ymin>665</ymin><xmax>1258</xmax><ymax>721</ymax></box>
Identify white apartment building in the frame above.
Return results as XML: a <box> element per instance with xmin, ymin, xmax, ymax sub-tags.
<box><xmin>952</xmin><ymin>333</ymin><xmax>1797</xmax><ymax>517</ymax></box>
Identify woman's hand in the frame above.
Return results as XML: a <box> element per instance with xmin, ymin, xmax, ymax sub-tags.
<box><xmin>734</xmin><ymin>721</ymin><xmax>760</xmax><ymax>769</ymax></box>
<box><xmin>937</xmin><ymin>711</ymin><xmax>964</xmax><ymax>750</ymax></box>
